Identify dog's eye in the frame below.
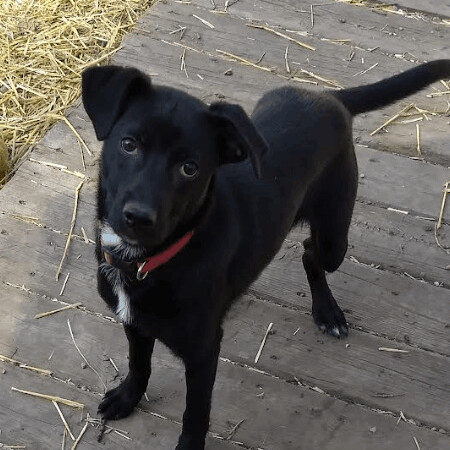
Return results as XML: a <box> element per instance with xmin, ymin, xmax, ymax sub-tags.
<box><xmin>180</xmin><ymin>161</ymin><xmax>198</xmax><ymax>178</ymax></box>
<box><xmin>121</xmin><ymin>138</ymin><xmax>137</xmax><ymax>153</ymax></box>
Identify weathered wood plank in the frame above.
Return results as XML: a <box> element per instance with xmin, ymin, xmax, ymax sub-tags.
<box><xmin>253</xmin><ymin>246</ymin><xmax>450</xmax><ymax>354</ymax></box>
<box><xmin>136</xmin><ymin>0</ymin><xmax>450</xmax><ymax>161</ymax></box>
<box><xmin>3</xmin><ymin>162</ymin><xmax>95</xmax><ymax>230</ymax></box>
<box><xmin>0</xmin><ymin>362</ymin><xmax>237</xmax><ymax>449</ymax></box>
<box><xmin>223</xmin><ymin>295</ymin><xmax>450</xmax><ymax>430</ymax></box>
<box><xmin>382</xmin><ymin>0</ymin><xmax>450</xmax><ymax>18</ymax></box>
<box><xmin>140</xmin><ymin>0</ymin><xmax>448</xmax><ymax>91</ymax></box>
<box><xmin>0</xmin><ymin>160</ymin><xmax>96</xmax><ymax>237</ymax></box>
<box><xmin>356</xmin><ymin>146</ymin><xmax>450</xmax><ymax>220</ymax></box>
<box><xmin>189</xmin><ymin>0</ymin><xmax>450</xmax><ymax>59</ymax></box>
<box><xmin>2</xmin><ymin>283</ymin><xmax>449</xmax><ymax>449</ymax></box>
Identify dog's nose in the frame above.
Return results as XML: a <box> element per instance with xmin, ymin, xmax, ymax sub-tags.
<box><xmin>123</xmin><ymin>202</ymin><xmax>157</xmax><ymax>228</ymax></box>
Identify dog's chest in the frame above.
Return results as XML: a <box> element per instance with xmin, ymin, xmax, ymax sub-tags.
<box><xmin>99</xmin><ymin>264</ymin><xmax>133</xmax><ymax>324</ymax></box>
<box><xmin>99</xmin><ymin>263</ymin><xmax>180</xmax><ymax>325</ymax></box>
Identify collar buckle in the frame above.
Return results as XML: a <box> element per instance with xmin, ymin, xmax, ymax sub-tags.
<box><xmin>136</xmin><ymin>261</ymin><xmax>149</xmax><ymax>281</ymax></box>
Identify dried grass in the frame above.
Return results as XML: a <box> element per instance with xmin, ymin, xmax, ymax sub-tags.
<box><xmin>247</xmin><ymin>23</ymin><xmax>316</xmax><ymax>51</ymax></box>
<box><xmin>216</xmin><ymin>49</ymin><xmax>274</xmax><ymax>73</ymax></box>
<box><xmin>225</xmin><ymin>418</ymin><xmax>245</xmax><ymax>440</ymax></box>
<box><xmin>0</xmin><ymin>353</ymin><xmax>52</xmax><ymax>376</ymax></box>
<box><xmin>254</xmin><ymin>322</ymin><xmax>273</xmax><ymax>363</ymax></box>
<box><xmin>71</xmin><ymin>422</ymin><xmax>89</xmax><ymax>450</ymax></box>
<box><xmin>67</xmin><ymin>318</ymin><xmax>107</xmax><ymax>392</ymax></box>
<box><xmin>11</xmin><ymin>386</ymin><xmax>84</xmax><ymax>409</ymax></box>
<box><xmin>86</xmin><ymin>413</ymin><xmax>131</xmax><ymax>438</ymax></box>
<box><xmin>55</xmin><ymin>177</ymin><xmax>85</xmax><ymax>280</ymax></box>
<box><xmin>378</xmin><ymin>347</ymin><xmax>409</xmax><ymax>353</ymax></box>
<box><xmin>34</xmin><ymin>302</ymin><xmax>82</xmax><ymax>319</ymax></box>
<box><xmin>437</xmin><ymin>181</ymin><xmax>450</xmax><ymax>229</ymax></box>
<box><xmin>0</xmin><ymin>0</ymin><xmax>156</xmax><ymax>187</ymax></box>
<box><xmin>52</xmin><ymin>400</ymin><xmax>76</xmax><ymax>441</ymax></box>
<box><xmin>0</xmin><ymin>444</ymin><xmax>26</xmax><ymax>449</ymax></box>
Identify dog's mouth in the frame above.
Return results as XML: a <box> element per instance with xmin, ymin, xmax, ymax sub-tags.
<box><xmin>100</xmin><ymin>221</ymin><xmax>148</xmax><ymax>261</ymax></box>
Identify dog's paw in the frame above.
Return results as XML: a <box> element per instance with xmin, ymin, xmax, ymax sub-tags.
<box><xmin>175</xmin><ymin>434</ymin><xmax>206</xmax><ymax>450</ymax></box>
<box><xmin>98</xmin><ymin>375</ymin><xmax>145</xmax><ymax>420</ymax></box>
<box><xmin>313</xmin><ymin>300</ymin><xmax>348</xmax><ymax>338</ymax></box>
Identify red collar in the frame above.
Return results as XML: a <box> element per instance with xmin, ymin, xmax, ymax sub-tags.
<box><xmin>104</xmin><ymin>230</ymin><xmax>194</xmax><ymax>280</ymax></box>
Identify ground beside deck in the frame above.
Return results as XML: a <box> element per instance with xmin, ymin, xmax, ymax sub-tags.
<box><xmin>0</xmin><ymin>1</ymin><xmax>449</xmax><ymax>449</ymax></box>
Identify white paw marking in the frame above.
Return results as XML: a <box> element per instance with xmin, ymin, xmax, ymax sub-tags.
<box><xmin>331</xmin><ymin>326</ymin><xmax>340</xmax><ymax>337</ymax></box>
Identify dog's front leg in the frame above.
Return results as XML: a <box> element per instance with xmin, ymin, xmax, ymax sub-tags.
<box><xmin>98</xmin><ymin>324</ymin><xmax>155</xmax><ymax>420</ymax></box>
<box><xmin>176</xmin><ymin>340</ymin><xmax>221</xmax><ymax>450</ymax></box>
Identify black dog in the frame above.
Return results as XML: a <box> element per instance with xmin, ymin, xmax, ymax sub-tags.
<box><xmin>82</xmin><ymin>60</ymin><xmax>450</xmax><ymax>449</ymax></box>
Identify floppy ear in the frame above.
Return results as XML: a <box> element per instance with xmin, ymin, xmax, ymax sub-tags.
<box><xmin>82</xmin><ymin>65</ymin><xmax>151</xmax><ymax>141</ymax></box>
<box><xmin>209</xmin><ymin>102</ymin><xmax>268</xmax><ymax>179</ymax></box>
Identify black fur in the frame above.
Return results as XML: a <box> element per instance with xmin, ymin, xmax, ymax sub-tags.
<box><xmin>82</xmin><ymin>60</ymin><xmax>450</xmax><ymax>450</ymax></box>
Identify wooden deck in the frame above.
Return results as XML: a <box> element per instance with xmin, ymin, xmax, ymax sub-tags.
<box><xmin>0</xmin><ymin>1</ymin><xmax>449</xmax><ymax>448</ymax></box>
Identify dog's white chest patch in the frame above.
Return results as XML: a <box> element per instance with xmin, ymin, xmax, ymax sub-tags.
<box><xmin>115</xmin><ymin>283</ymin><xmax>132</xmax><ymax>324</ymax></box>
<box><xmin>99</xmin><ymin>263</ymin><xmax>132</xmax><ymax>324</ymax></box>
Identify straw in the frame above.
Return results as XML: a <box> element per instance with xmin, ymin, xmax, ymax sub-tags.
<box><xmin>71</xmin><ymin>423</ymin><xmax>89</xmax><ymax>450</ymax></box>
<box><xmin>0</xmin><ymin>354</ymin><xmax>52</xmax><ymax>376</ymax></box>
<box><xmin>247</xmin><ymin>24</ymin><xmax>316</xmax><ymax>51</ymax></box>
<box><xmin>55</xmin><ymin>178</ymin><xmax>85</xmax><ymax>280</ymax></box>
<box><xmin>193</xmin><ymin>14</ymin><xmax>215</xmax><ymax>29</ymax></box>
<box><xmin>216</xmin><ymin>49</ymin><xmax>274</xmax><ymax>73</ymax></box>
<box><xmin>11</xmin><ymin>387</ymin><xmax>84</xmax><ymax>409</ymax></box>
<box><xmin>255</xmin><ymin>322</ymin><xmax>273</xmax><ymax>363</ymax></box>
<box><xmin>378</xmin><ymin>347</ymin><xmax>409</xmax><ymax>353</ymax></box>
<box><xmin>52</xmin><ymin>400</ymin><xmax>76</xmax><ymax>441</ymax></box>
<box><xmin>67</xmin><ymin>319</ymin><xmax>107</xmax><ymax>392</ymax></box>
<box><xmin>0</xmin><ymin>0</ymin><xmax>156</xmax><ymax>187</ymax></box>
<box><xmin>370</xmin><ymin>103</ymin><xmax>414</xmax><ymax>135</ymax></box>
<box><xmin>437</xmin><ymin>181</ymin><xmax>450</xmax><ymax>229</ymax></box>
<box><xmin>0</xmin><ymin>445</ymin><xmax>26</xmax><ymax>449</ymax></box>
<box><xmin>34</xmin><ymin>302</ymin><xmax>82</xmax><ymax>320</ymax></box>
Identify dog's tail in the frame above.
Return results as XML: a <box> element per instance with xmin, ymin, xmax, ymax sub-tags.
<box><xmin>333</xmin><ymin>59</ymin><xmax>450</xmax><ymax>116</ymax></box>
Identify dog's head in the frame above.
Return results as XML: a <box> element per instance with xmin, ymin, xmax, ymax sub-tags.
<box><xmin>82</xmin><ymin>65</ymin><xmax>267</xmax><ymax>250</ymax></box>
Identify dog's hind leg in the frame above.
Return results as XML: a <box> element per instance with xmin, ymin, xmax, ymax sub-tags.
<box><xmin>301</xmin><ymin>150</ymin><xmax>357</xmax><ymax>338</ymax></box>
<box><xmin>303</xmin><ymin>236</ymin><xmax>348</xmax><ymax>337</ymax></box>
<box><xmin>98</xmin><ymin>325</ymin><xmax>155</xmax><ymax>419</ymax></box>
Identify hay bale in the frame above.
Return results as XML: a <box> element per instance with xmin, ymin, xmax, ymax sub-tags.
<box><xmin>0</xmin><ymin>0</ymin><xmax>155</xmax><ymax>186</ymax></box>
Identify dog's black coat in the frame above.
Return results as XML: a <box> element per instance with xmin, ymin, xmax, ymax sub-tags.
<box><xmin>82</xmin><ymin>60</ymin><xmax>450</xmax><ymax>450</ymax></box>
